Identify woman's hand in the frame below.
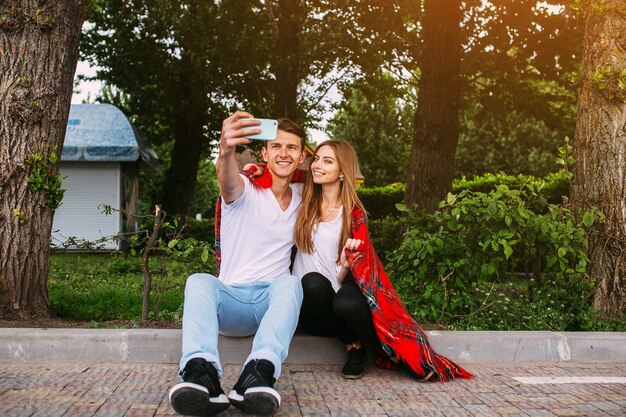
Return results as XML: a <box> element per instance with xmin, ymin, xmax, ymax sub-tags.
<box><xmin>344</xmin><ymin>238</ymin><xmax>363</xmax><ymax>252</ymax></box>
<box><xmin>337</xmin><ymin>238</ymin><xmax>363</xmax><ymax>286</ymax></box>
<box><xmin>243</xmin><ymin>163</ymin><xmax>264</xmax><ymax>177</ymax></box>
<box><xmin>340</xmin><ymin>238</ymin><xmax>363</xmax><ymax>266</ymax></box>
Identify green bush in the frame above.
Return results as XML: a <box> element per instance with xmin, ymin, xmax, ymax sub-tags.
<box><xmin>357</xmin><ymin>184</ymin><xmax>405</xmax><ymax>220</ymax></box>
<box><xmin>179</xmin><ymin>218</ymin><xmax>215</xmax><ymax>243</ymax></box>
<box><xmin>453</xmin><ymin>171</ymin><xmax>569</xmax><ymax>206</ymax></box>
<box><xmin>368</xmin><ymin>209</ymin><xmax>432</xmax><ymax>260</ymax></box>
<box><xmin>356</xmin><ymin>171</ymin><xmax>570</xmax><ymax>220</ymax></box>
<box><xmin>388</xmin><ymin>184</ymin><xmax>607</xmax><ymax>331</ymax></box>
<box><xmin>369</xmin><ymin>215</ymin><xmax>405</xmax><ymax>259</ymax></box>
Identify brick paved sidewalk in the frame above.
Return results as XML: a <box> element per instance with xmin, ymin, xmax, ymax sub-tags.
<box><xmin>0</xmin><ymin>361</ymin><xmax>624</xmax><ymax>417</ymax></box>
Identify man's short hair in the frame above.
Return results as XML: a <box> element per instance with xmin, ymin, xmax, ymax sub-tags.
<box><xmin>276</xmin><ymin>118</ymin><xmax>306</xmax><ymax>150</ymax></box>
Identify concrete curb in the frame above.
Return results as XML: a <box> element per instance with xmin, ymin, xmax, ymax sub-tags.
<box><xmin>0</xmin><ymin>329</ymin><xmax>624</xmax><ymax>364</ymax></box>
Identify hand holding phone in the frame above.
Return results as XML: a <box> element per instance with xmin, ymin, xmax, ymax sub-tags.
<box><xmin>239</xmin><ymin>118</ymin><xmax>278</xmax><ymax>141</ymax></box>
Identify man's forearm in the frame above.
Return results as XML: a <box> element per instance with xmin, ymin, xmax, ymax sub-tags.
<box><xmin>217</xmin><ymin>150</ymin><xmax>243</xmax><ymax>204</ymax></box>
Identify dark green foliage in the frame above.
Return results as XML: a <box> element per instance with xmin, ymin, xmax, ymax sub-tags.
<box><xmin>368</xmin><ymin>215</ymin><xmax>408</xmax><ymax>260</ymax></box>
<box><xmin>180</xmin><ymin>218</ymin><xmax>215</xmax><ymax>244</ymax></box>
<box><xmin>329</xmin><ymin>72</ymin><xmax>414</xmax><ymax>186</ymax></box>
<box><xmin>367</xmin><ymin>212</ymin><xmax>433</xmax><ymax>261</ymax></box>
<box><xmin>387</xmin><ymin>184</ymin><xmax>621</xmax><ymax>331</ymax></box>
<box><xmin>455</xmin><ymin>111</ymin><xmax>574</xmax><ymax>178</ymax></box>
<box><xmin>459</xmin><ymin>2</ymin><xmax>581</xmax><ymax>139</ymax></box>
<box><xmin>129</xmin><ymin>215</ymin><xmax>215</xmax><ymax>266</ymax></box>
<box><xmin>453</xmin><ymin>171</ymin><xmax>570</xmax><ymax>206</ymax></box>
<box><xmin>357</xmin><ymin>184</ymin><xmax>406</xmax><ymax>220</ymax></box>
<box><xmin>138</xmin><ymin>151</ymin><xmax>218</xmax><ymax>223</ymax></box>
<box><xmin>357</xmin><ymin>171</ymin><xmax>570</xmax><ymax>220</ymax></box>
<box><xmin>190</xmin><ymin>158</ymin><xmax>220</xmax><ymax>220</ymax></box>
<box><xmin>25</xmin><ymin>148</ymin><xmax>65</xmax><ymax>210</ymax></box>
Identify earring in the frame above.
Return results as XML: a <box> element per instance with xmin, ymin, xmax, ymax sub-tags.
<box><xmin>339</xmin><ymin>176</ymin><xmax>344</xmax><ymax>182</ymax></box>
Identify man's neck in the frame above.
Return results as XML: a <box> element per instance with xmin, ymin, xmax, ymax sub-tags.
<box><xmin>270</xmin><ymin>174</ymin><xmax>294</xmax><ymax>210</ymax></box>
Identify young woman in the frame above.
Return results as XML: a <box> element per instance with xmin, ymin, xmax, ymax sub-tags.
<box><xmin>292</xmin><ymin>140</ymin><xmax>374</xmax><ymax>379</ymax></box>
<box><xmin>291</xmin><ymin>140</ymin><xmax>473</xmax><ymax>382</ymax></box>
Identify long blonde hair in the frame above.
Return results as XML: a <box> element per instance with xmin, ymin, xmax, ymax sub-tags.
<box><xmin>294</xmin><ymin>140</ymin><xmax>366</xmax><ymax>263</ymax></box>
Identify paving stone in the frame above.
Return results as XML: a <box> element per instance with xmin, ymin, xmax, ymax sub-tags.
<box><xmin>525</xmin><ymin>409</ymin><xmax>557</xmax><ymax>416</ymax></box>
<box><xmin>404</xmin><ymin>410</ymin><xmax>444</xmax><ymax>416</ymax></box>
<box><xmin>549</xmin><ymin>408</ymin><xmax>581</xmax><ymax>416</ymax></box>
<box><xmin>0</xmin><ymin>362</ymin><xmax>624</xmax><ymax>416</ymax></box>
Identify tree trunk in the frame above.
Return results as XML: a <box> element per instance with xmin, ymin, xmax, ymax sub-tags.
<box><xmin>161</xmin><ymin>113</ymin><xmax>205</xmax><ymax>217</ymax></box>
<box><xmin>571</xmin><ymin>1</ymin><xmax>626</xmax><ymax>319</ymax></box>
<box><xmin>0</xmin><ymin>0</ymin><xmax>87</xmax><ymax>318</ymax></box>
<box><xmin>273</xmin><ymin>0</ymin><xmax>301</xmax><ymax>121</ymax></box>
<box><xmin>404</xmin><ymin>0</ymin><xmax>463</xmax><ymax>213</ymax></box>
<box><xmin>161</xmin><ymin>61</ymin><xmax>206</xmax><ymax>218</ymax></box>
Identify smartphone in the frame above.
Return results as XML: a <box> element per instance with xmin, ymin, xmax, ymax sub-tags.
<box><xmin>240</xmin><ymin>118</ymin><xmax>278</xmax><ymax>141</ymax></box>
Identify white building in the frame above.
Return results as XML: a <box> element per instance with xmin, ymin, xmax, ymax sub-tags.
<box><xmin>51</xmin><ymin>104</ymin><xmax>159</xmax><ymax>250</ymax></box>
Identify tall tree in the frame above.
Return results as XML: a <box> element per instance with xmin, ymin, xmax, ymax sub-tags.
<box><xmin>0</xmin><ymin>0</ymin><xmax>87</xmax><ymax>318</ymax></box>
<box><xmin>405</xmin><ymin>0</ymin><xmax>463</xmax><ymax>213</ymax></box>
<box><xmin>571</xmin><ymin>0</ymin><xmax>625</xmax><ymax>319</ymax></box>
<box><xmin>403</xmin><ymin>1</ymin><xmax>581</xmax><ymax>211</ymax></box>
<box><xmin>82</xmin><ymin>0</ymin><xmax>275</xmax><ymax>217</ymax></box>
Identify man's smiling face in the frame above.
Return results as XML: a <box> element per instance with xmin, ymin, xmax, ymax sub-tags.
<box><xmin>262</xmin><ymin>130</ymin><xmax>305</xmax><ymax>179</ymax></box>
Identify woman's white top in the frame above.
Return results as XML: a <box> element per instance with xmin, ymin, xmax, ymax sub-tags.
<box><xmin>293</xmin><ymin>208</ymin><xmax>343</xmax><ymax>292</ymax></box>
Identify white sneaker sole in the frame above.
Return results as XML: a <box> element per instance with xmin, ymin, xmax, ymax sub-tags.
<box><xmin>227</xmin><ymin>386</ymin><xmax>281</xmax><ymax>415</ymax></box>
<box><xmin>169</xmin><ymin>382</ymin><xmax>229</xmax><ymax>416</ymax></box>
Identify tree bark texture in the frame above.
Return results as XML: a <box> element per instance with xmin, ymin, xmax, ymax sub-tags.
<box><xmin>0</xmin><ymin>0</ymin><xmax>87</xmax><ymax>318</ymax></box>
<box><xmin>273</xmin><ymin>0</ymin><xmax>302</xmax><ymax>122</ymax></box>
<box><xmin>404</xmin><ymin>0</ymin><xmax>463</xmax><ymax>213</ymax></box>
<box><xmin>161</xmin><ymin>54</ymin><xmax>207</xmax><ymax>218</ymax></box>
<box><xmin>161</xmin><ymin>121</ymin><xmax>205</xmax><ymax>218</ymax></box>
<box><xmin>161</xmin><ymin>116</ymin><xmax>204</xmax><ymax>217</ymax></box>
<box><xmin>571</xmin><ymin>1</ymin><xmax>626</xmax><ymax>319</ymax></box>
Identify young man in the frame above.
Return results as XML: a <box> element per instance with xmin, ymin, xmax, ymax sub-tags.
<box><xmin>169</xmin><ymin>111</ymin><xmax>307</xmax><ymax>416</ymax></box>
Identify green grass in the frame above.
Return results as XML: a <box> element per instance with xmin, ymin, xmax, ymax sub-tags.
<box><xmin>48</xmin><ymin>252</ymin><xmax>625</xmax><ymax>331</ymax></box>
<box><xmin>48</xmin><ymin>252</ymin><xmax>207</xmax><ymax>323</ymax></box>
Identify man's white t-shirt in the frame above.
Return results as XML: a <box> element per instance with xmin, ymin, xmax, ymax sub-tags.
<box><xmin>292</xmin><ymin>209</ymin><xmax>343</xmax><ymax>292</ymax></box>
<box><xmin>218</xmin><ymin>174</ymin><xmax>302</xmax><ymax>285</ymax></box>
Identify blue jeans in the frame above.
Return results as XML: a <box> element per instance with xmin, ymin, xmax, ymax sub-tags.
<box><xmin>179</xmin><ymin>273</ymin><xmax>303</xmax><ymax>379</ymax></box>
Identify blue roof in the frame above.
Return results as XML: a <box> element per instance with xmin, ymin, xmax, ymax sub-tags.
<box><xmin>62</xmin><ymin>103</ymin><xmax>159</xmax><ymax>169</ymax></box>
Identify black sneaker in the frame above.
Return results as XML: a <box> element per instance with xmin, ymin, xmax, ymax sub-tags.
<box><xmin>227</xmin><ymin>359</ymin><xmax>281</xmax><ymax>415</ymax></box>
<box><xmin>169</xmin><ymin>358</ymin><xmax>230</xmax><ymax>416</ymax></box>
<box><xmin>342</xmin><ymin>347</ymin><xmax>366</xmax><ymax>379</ymax></box>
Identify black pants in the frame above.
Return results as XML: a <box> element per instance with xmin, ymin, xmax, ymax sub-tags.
<box><xmin>299</xmin><ymin>272</ymin><xmax>378</xmax><ymax>346</ymax></box>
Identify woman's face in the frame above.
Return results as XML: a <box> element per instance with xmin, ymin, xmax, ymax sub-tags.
<box><xmin>310</xmin><ymin>145</ymin><xmax>342</xmax><ymax>185</ymax></box>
